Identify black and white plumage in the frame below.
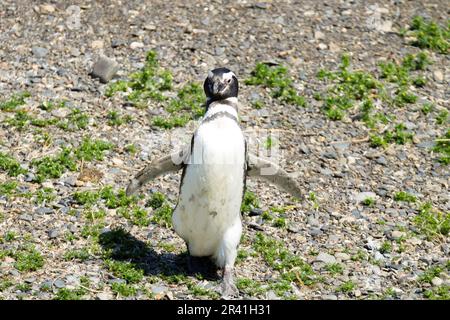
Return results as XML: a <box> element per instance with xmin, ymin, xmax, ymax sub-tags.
<box><xmin>126</xmin><ymin>68</ymin><xmax>303</xmax><ymax>298</ymax></box>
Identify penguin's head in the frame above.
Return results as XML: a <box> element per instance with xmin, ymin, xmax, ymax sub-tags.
<box><xmin>203</xmin><ymin>67</ymin><xmax>239</xmax><ymax>102</ymax></box>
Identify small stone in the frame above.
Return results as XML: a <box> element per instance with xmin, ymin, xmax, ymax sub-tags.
<box><xmin>91</xmin><ymin>40</ymin><xmax>104</xmax><ymax>49</ymax></box>
<box><xmin>48</xmin><ymin>229</ymin><xmax>59</xmax><ymax>239</ymax></box>
<box><xmin>214</xmin><ymin>47</ymin><xmax>225</xmax><ymax>56</ymax></box>
<box><xmin>255</xmin><ymin>2</ymin><xmax>269</xmax><ymax>9</ymax></box>
<box><xmin>51</xmin><ymin>108</ymin><xmax>70</xmax><ymax>118</ymax></box>
<box><xmin>315</xmin><ymin>252</ymin><xmax>336</xmax><ymax>264</ymax></box>
<box><xmin>248</xmin><ymin>208</ymin><xmax>263</xmax><ymax>216</ymax></box>
<box><xmin>97</xmin><ymin>292</ymin><xmax>113</xmax><ymax>300</ymax></box>
<box><xmin>322</xmin><ymin>151</ymin><xmax>338</xmax><ymax>160</ymax></box>
<box><xmin>390</xmin><ymin>230</ymin><xmax>405</xmax><ymax>240</ymax></box>
<box><xmin>69</xmin><ymin>47</ymin><xmax>80</xmax><ymax>57</ymax></box>
<box><xmin>309</xmin><ymin>228</ymin><xmax>323</xmax><ymax>237</ymax></box>
<box><xmin>130</xmin><ymin>41</ymin><xmax>144</xmax><ymax>49</ymax></box>
<box><xmin>323</xmin><ymin>294</ymin><xmax>338</xmax><ymax>300</ymax></box>
<box><xmin>32</xmin><ymin>47</ymin><xmax>48</xmax><ymax>58</ymax></box>
<box><xmin>355</xmin><ymin>192</ymin><xmax>376</xmax><ymax>203</ymax></box>
<box><xmin>54</xmin><ymin>280</ymin><xmax>65</xmax><ymax>288</ymax></box>
<box><xmin>299</xmin><ymin>143</ymin><xmax>310</xmax><ymax>154</ymax></box>
<box><xmin>431</xmin><ymin>277</ymin><xmax>443</xmax><ymax>286</ymax></box>
<box><xmin>365</xmin><ymin>239</ymin><xmax>381</xmax><ymax>251</ymax></box>
<box><xmin>374</xmin><ymin>251</ymin><xmax>385</xmax><ymax>261</ymax></box>
<box><xmin>90</xmin><ymin>56</ymin><xmax>119</xmax><ymax>83</ymax></box>
<box><xmin>433</xmin><ymin>70</ymin><xmax>444</xmax><ymax>83</ymax></box>
<box><xmin>335</xmin><ymin>252</ymin><xmax>350</xmax><ymax>261</ymax></box>
<box><xmin>266</xmin><ymin>290</ymin><xmax>279</xmax><ymax>300</ymax></box>
<box><xmin>35</xmin><ymin>207</ymin><xmax>53</xmax><ymax>215</ymax></box>
<box><xmin>19</xmin><ymin>214</ymin><xmax>33</xmax><ymax>222</ymax></box>
<box><xmin>317</xmin><ymin>43</ymin><xmax>328</xmax><ymax>50</ymax></box>
<box><xmin>151</xmin><ymin>284</ymin><xmax>168</xmax><ymax>295</ymax></box>
<box><xmin>24</xmin><ymin>277</ymin><xmax>36</xmax><ymax>283</ymax></box>
<box><xmin>314</xmin><ymin>30</ymin><xmax>325</xmax><ymax>40</ymax></box>
<box><xmin>376</xmin><ymin>157</ymin><xmax>387</xmax><ymax>166</ymax></box>
<box><xmin>40</xmin><ymin>4</ymin><xmax>55</xmax><ymax>14</ymax></box>
<box><xmin>304</xmin><ymin>10</ymin><xmax>315</xmax><ymax>17</ymax></box>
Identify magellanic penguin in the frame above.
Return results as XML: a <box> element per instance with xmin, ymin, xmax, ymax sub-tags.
<box><xmin>126</xmin><ymin>68</ymin><xmax>303</xmax><ymax>298</ymax></box>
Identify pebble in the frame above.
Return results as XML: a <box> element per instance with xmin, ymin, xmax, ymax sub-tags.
<box><xmin>53</xmin><ymin>280</ymin><xmax>66</xmax><ymax>288</ymax></box>
<box><xmin>130</xmin><ymin>42</ymin><xmax>144</xmax><ymax>49</ymax></box>
<box><xmin>19</xmin><ymin>214</ymin><xmax>33</xmax><ymax>222</ymax></box>
<box><xmin>355</xmin><ymin>192</ymin><xmax>376</xmax><ymax>203</ymax></box>
<box><xmin>431</xmin><ymin>277</ymin><xmax>443</xmax><ymax>286</ymax></box>
<box><xmin>390</xmin><ymin>230</ymin><xmax>405</xmax><ymax>240</ymax></box>
<box><xmin>90</xmin><ymin>56</ymin><xmax>119</xmax><ymax>83</ymax></box>
<box><xmin>335</xmin><ymin>252</ymin><xmax>350</xmax><ymax>261</ymax></box>
<box><xmin>249</xmin><ymin>208</ymin><xmax>263</xmax><ymax>216</ymax></box>
<box><xmin>433</xmin><ymin>70</ymin><xmax>444</xmax><ymax>83</ymax></box>
<box><xmin>35</xmin><ymin>207</ymin><xmax>53</xmax><ymax>215</ymax></box>
<box><xmin>151</xmin><ymin>284</ymin><xmax>168</xmax><ymax>295</ymax></box>
<box><xmin>91</xmin><ymin>40</ymin><xmax>104</xmax><ymax>50</ymax></box>
<box><xmin>48</xmin><ymin>229</ymin><xmax>59</xmax><ymax>239</ymax></box>
<box><xmin>376</xmin><ymin>157</ymin><xmax>387</xmax><ymax>166</ymax></box>
<box><xmin>97</xmin><ymin>292</ymin><xmax>113</xmax><ymax>300</ymax></box>
<box><xmin>323</xmin><ymin>294</ymin><xmax>338</xmax><ymax>300</ymax></box>
<box><xmin>315</xmin><ymin>252</ymin><xmax>336</xmax><ymax>264</ymax></box>
<box><xmin>32</xmin><ymin>47</ymin><xmax>48</xmax><ymax>58</ymax></box>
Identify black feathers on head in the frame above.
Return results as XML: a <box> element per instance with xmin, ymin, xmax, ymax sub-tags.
<box><xmin>204</xmin><ymin>68</ymin><xmax>238</xmax><ymax>105</ymax></box>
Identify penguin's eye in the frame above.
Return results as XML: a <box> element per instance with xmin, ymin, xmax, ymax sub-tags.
<box><xmin>226</xmin><ymin>78</ymin><xmax>232</xmax><ymax>84</ymax></box>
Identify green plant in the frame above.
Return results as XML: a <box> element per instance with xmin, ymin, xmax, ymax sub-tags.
<box><xmin>325</xmin><ymin>263</ymin><xmax>344</xmax><ymax>276</ymax></box>
<box><xmin>54</xmin><ymin>288</ymin><xmax>87</xmax><ymax>300</ymax></box>
<box><xmin>57</xmin><ymin>109</ymin><xmax>89</xmax><ymax>131</ymax></box>
<box><xmin>337</xmin><ymin>281</ymin><xmax>355</xmax><ymax>293</ymax></box>
<box><xmin>74</xmin><ymin>138</ymin><xmax>114</xmax><ymax>161</ymax></box>
<box><xmin>380</xmin><ymin>241</ymin><xmax>392</xmax><ymax>254</ymax></box>
<box><xmin>111</xmin><ymin>282</ymin><xmax>137</xmax><ymax>297</ymax></box>
<box><xmin>35</xmin><ymin>188</ymin><xmax>56</xmax><ymax>205</ymax></box>
<box><xmin>362</xmin><ymin>197</ymin><xmax>375</xmax><ymax>207</ymax></box>
<box><xmin>14</xmin><ymin>246</ymin><xmax>45</xmax><ymax>272</ymax></box>
<box><xmin>0</xmin><ymin>92</ymin><xmax>30</xmax><ymax>111</ymax></box>
<box><xmin>246</xmin><ymin>63</ymin><xmax>306</xmax><ymax>107</ymax></box>
<box><xmin>151</xmin><ymin>204</ymin><xmax>173</xmax><ymax>228</ymax></box>
<box><xmin>119</xmin><ymin>206</ymin><xmax>150</xmax><ymax>227</ymax></box>
<box><xmin>414</xmin><ymin>202</ymin><xmax>449</xmax><ymax>239</ymax></box>
<box><xmin>147</xmin><ymin>192</ymin><xmax>166</xmax><ymax>209</ymax></box>
<box><xmin>107</xmin><ymin>111</ymin><xmax>133</xmax><ymax>126</ymax></box>
<box><xmin>433</xmin><ymin>129</ymin><xmax>450</xmax><ymax>165</ymax></box>
<box><xmin>105</xmin><ymin>260</ymin><xmax>144</xmax><ymax>284</ymax></box>
<box><xmin>63</xmin><ymin>248</ymin><xmax>91</xmax><ymax>261</ymax></box>
<box><xmin>394</xmin><ymin>191</ymin><xmax>417</xmax><ymax>203</ymax></box>
<box><xmin>436</xmin><ymin>110</ymin><xmax>449</xmax><ymax>125</ymax></box>
<box><xmin>406</xmin><ymin>16</ymin><xmax>450</xmax><ymax>54</ymax></box>
<box><xmin>421</xmin><ymin>103</ymin><xmax>434</xmax><ymax>114</ymax></box>
<box><xmin>0</xmin><ymin>153</ymin><xmax>27</xmax><ymax>176</ymax></box>
<box><xmin>32</xmin><ymin>148</ymin><xmax>77</xmax><ymax>182</ymax></box>
<box><xmin>241</xmin><ymin>190</ymin><xmax>259</xmax><ymax>213</ymax></box>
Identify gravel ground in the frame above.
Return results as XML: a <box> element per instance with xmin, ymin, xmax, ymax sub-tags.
<box><xmin>0</xmin><ymin>0</ymin><xmax>449</xmax><ymax>300</ymax></box>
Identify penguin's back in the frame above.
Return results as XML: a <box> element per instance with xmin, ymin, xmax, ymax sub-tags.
<box><xmin>172</xmin><ymin>112</ymin><xmax>245</xmax><ymax>258</ymax></box>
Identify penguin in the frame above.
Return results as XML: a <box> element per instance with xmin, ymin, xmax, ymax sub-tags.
<box><xmin>126</xmin><ymin>68</ymin><xmax>303</xmax><ymax>298</ymax></box>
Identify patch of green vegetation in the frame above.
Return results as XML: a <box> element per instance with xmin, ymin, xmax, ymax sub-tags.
<box><xmin>414</xmin><ymin>202</ymin><xmax>449</xmax><ymax>240</ymax></box>
<box><xmin>253</xmin><ymin>233</ymin><xmax>316</xmax><ymax>286</ymax></box>
<box><xmin>57</xmin><ymin>108</ymin><xmax>89</xmax><ymax>131</ymax></box>
<box><xmin>105</xmin><ymin>260</ymin><xmax>144</xmax><ymax>284</ymax></box>
<box><xmin>111</xmin><ymin>282</ymin><xmax>137</xmax><ymax>297</ymax></box>
<box><xmin>251</xmin><ymin>100</ymin><xmax>264</xmax><ymax>109</ymax></box>
<box><xmin>405</xmin><ymin>16</ymin><xmax>450</xmax><ymax>54</ymax></box>
<box><xmin>0</xmin><ymin>278</ymin><xmax>14</xmax><ymax>292</ymax></box>
<box><xmin>436</xmin><ymin>110</ymin><xmax>449</xmax><ymax>125</ymax></box>
<box><xmin>380</xmin><ymin>241</ymin><xmax>392</xmax><ymax>254</ymax></box>
<box><xmin>4</xmin><ymin>231</ymin><xmax>17</xmax><ymax>242</ymax></box>
<box><xmin>337</xmin><ymin>280</ymin><xmax>356</xmax><ymax>294</ymax></box>
<box><xmin>119</xmin><ymin>206</ymin><xmax>150</xmax><ymax>227</ymax></box>
<box><xmin>370</xmin><ymin>123</ymin><xmax>414</xmax><ymax>148</ymax></box>
<box><xmin>63</xmin><ymin>248</ymin><xmax>91</xmax><ymax>261</ymax></box>
<box><xmin>147</xmin><ymin>192</ymin><xmax>166</xmax><ymax>209</ymax></box>
<box><xmin>124</xmin><ymin>144</ymin><xmax>138</xmax><ymax>154</ymax></box>
<box><xmin>362</xmin><ymin>197</ymin><xmax>375</xmax><ymax>207</ymax></box>
<box><xmin>393</xmin><ymin>191</ymin><xmax>417</xmax><ymax>203</ymax></box>
<box><xmin>0</xmin><ymin>152</ymin><xmax>27</xmax><ymax>177</ymax></box>
<box><xmin>14</xmin><ymin>246</ymin><xmax>45</xmax><ymax>272</ymax></box>
<box><xmin>85</xmin><ymin>209</ymin><xmax>107</xmax><ymax>222</ymax></box>
<box><xmin>54</xmin><ymin>288</ymin><xmax>87</xmax><ymax>300</ymax></box>
<box><xmin>424</xmin><ymin>285</ymin><xmax>450</xmax><ymax>300</ymax></box>
<box><xmin>351</xmin><ymin>250</ymin><xmax>367</xmax><ymax>262</ymax></box>
<box><xmin>16</xmin><ymin>283</ymin><xmax>32</xmax><ymax>292</ymax></box>
<box><xmin>74</xmin><ymin>138</ymin><xmax>114</xmax><ymax>161</ymax></box>
<box><xmin>0</xmin><ymin>181</ymin><xmax>18</xmax><ymax>197</ymax></box>
<box><xmin>241</xmin><ymin>190</ymin><xmax>259</xmax><ymax>213</ymax></box>
<box><xmin>433</xmin><ymin>129</ymin><xmax>450</xmax><ymax>165</ymax></box>
<box><xmin>419</xmin><ymin>265</ymin><xmax>444</xmax><ymax>284</ymax></box>
<box><xmin>98</xmin><ymin>228</ymin><xmax>148</xmax><ymax>260</ymax></box>
<box><xmin>35</xmin><ymin>188</ymin><xmax>56</xmax><ymax>205</ymax></box>
<box><xmin>246</xmin><ymin>63</ymin><xmax>306</xmax><ymax>107</ymax></box>
<box><xmin>32</xmin><ymin>148</ymin><xmax>77</xmax><ymax>182</ymax></box>
<box><xmin>39</xmin><ymin>100</ymin><xmax>67</xmax><ymax>111</ymax></box>
<box><xmin>106</xmin><ymin>51</ymin><xmax>204</xmax><ymax>129</ymax></box>
<box><xmin>236</xmin><ymin>278</ymin><xmax>266</xmax><ymax>296</ymax></box>
<box><xmin>325</xmin><ymin>263</ymin><xmax>344</xmax><ymax>276</ymax></box>
<box><xmin>421</xmin><ymin>102</ymin><xmax>434</xmax><ymax>114</ymax></box>
<box><xmin>80</xmin><ymin>223</ymin><xmax>105</xmax><ymax>240</ymax></box>
<box><xmin>187</xmin><ymin>282</ymin><xmax>220</xmax><ymax>299</ymax></box>
<box><xmin>74</xmin><ymin>186</ymin><xmax>137</xmax><ymax>209</ymax></box>
<box><xmin>308</xmin><ymin>191</ymin><xmax>319</xmax><ymax>210</ymax></box>
<box><xmin>151</xmin><ymin>203</ymin><xmax>173</xmax><ymax>228</ymax></box>
<box><xmin>0</xmin><ymin>92</ymin><xmax>30</xmax><ymax>111</ymax></box>
<box><xmin>158</xmin><ymin>242</ymin><xmax>176</xmax><ymax>253</ymax></box>
<box><xmin>107</xmin><ymin>110</ymin><xmax>133</xmax><ymax>126</ymax></box>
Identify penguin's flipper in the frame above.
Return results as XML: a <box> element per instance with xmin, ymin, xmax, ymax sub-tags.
<box><xmin>246</xmin><ymin>153</ymin><xmax>303</xmax><ymax>199</ymax></box>
<box><xmin>126</xmin><ymin>146</ymin><xmax>190</xmax><ymax>196</ymax></box>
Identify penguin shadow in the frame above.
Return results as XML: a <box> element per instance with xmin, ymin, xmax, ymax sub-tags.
<box><xmin>98</xmin><ymin>227</ymin><xmax>220</xmax><ymax>281</ymax></box>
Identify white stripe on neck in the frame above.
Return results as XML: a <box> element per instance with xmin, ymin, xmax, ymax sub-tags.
<box><xmin>205</xmin><ymin>97</ymin><xmax>238</xmax><ymax>119</ymax></box>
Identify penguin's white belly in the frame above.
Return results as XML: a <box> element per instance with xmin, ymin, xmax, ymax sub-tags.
<box><xmin>172</xmin><ymin>118</ymin><xmax>245</xmax><ymax>260</ymax></box>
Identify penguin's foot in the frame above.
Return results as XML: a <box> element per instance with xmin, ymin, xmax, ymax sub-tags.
<box><xmin>221</xmin><ymin>266</ymin><xmax>239</xmax><ymax>299</ymax></box>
